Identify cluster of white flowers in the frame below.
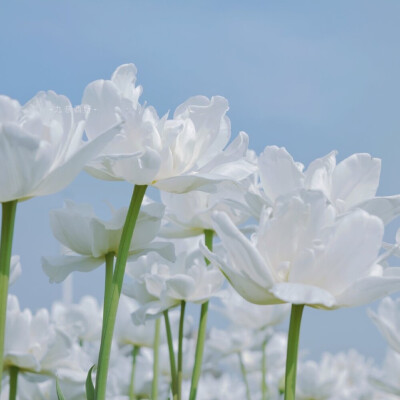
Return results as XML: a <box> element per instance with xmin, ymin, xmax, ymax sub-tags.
<box><xmin>1</xmin><ymin>63</ymin><xmax>400</xmax><ymax>399</ymax></box>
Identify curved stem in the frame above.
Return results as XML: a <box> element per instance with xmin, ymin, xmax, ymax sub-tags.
<box><xmin>177</xmin><ymin>301</ymin><xmax>186</xmax><ymax>400</ymax></box>
<box><xmin>0</xmin><ymin>201</ymin><xmax>17</xmax><ymax>391</ymax></box>
<box><xmin>284</xmin><ymin>304</ymin><xmax>304</xmax><ymax>400</ymax></box>
<box><xmin>238</xmin><ymin>352</ymin><xmax>252</xmax><ymax>400</ymax></box>
<box><xmin>9</xmin><ymin>366</ymin><xmax>18</xmax><ymax>400</ymax></box>
<box><xmin>95</xmin><ymin>185</ymin><xmax>147</xmax><ymax>400</ymax></box>
<box><xmin>152</xmin><ymin>318</ymin><xmax>161</xmax><ymax>400</ymax></box>
<box><xmin>103</xmin><ymin>252</ymin><xmax>114</xmax><ymax>321</ymax></box>
<box><xmin>261</xmin><ymin>339</ymin><xmax>268</xmax><ymax>400</ymax></box>
<box><xmin>189</xmin><ymin>229</ymin><xmax>213</xmax><ymax>400</ymax></box>
<box><xmin>129</xmin><ymin>345</ymin><xmax>140</xmax><ymax>400</ymax></box>
<box><xmin>164</xmin><ymin>310</ymin><xmax>178</xmax><ymax>400</ymax></box>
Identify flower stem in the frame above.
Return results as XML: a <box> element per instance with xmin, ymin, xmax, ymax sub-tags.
<box><xmin>164</xmin><ymin>310</ymin><xmax>178</xmax><ymax>400</ymax></box>
<box><xmin>189</xmin><ymin>229</ymin><xmax>213</xmax><ymax>400</ymax></box>
<box><xmin>103</xmin><ymin>252</ymin><xmax>114</xmax><ymax>321</ymax></box>
<box><xmin>152</xmin><ymin>318</ymin><xmax>161</xmax><ymax>400</ymax></box>
<box><xmin>261</xmin><ymin>339</ymin><xmax>268</xmax><ymax>400</ymax></box>
<box><xmin>178</xmin><ymin>301</ymin><xmax>186</xmax><ymax>400</ymax></box>
<box><xmin>284</xmin><ymin>304</ymin><xmax>304</xmax><ymax>400</ymax></box>
<box><xmin>0</xmin><ymin>201</ymin><xmax>17</xmax><ymax>391</ymax></box>
<box><xmin>129</xmin><ymin>345</ymin><xmax>140</xmax><ymax>400</ymax></box>
<box><xmin>238</xmin><ymin>352</ymin><xmax>252</xmax><ymax>400</ymax></box>
<box><xmin>95</xmin><ymin>185</ymin><xmax>147</xmax><ymax>400</ymax></box>
<box><xmin>9</xmin><ymin>366</ymin><xmax>18</xmax><ymax>400</ymax></box>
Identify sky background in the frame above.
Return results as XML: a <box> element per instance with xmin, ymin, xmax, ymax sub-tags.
<box><xmin>1</xmin><ymin>0</ymin><xmax>400</xmax><ymax>363</ymax></box>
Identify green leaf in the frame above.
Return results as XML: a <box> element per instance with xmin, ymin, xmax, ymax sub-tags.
<box><xmin>86</xmin><ymin>365</ymin><xmax>96</xmax><ymax>400</ymax></box>
<box><xmin>56</xmin><ymin>378</ymin><xmax>66</xmax><ymax>400</ymax></box>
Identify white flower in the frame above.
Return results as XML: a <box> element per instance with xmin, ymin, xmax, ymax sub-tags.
<box><xmin>215</xmin><ymin>286</ymin><xmax>290</xmax><ymax>331</ymax></box>
<box><xmin>3</xmin><ymin>295</ymin><xmax>71</xmax><ymax>375</ymax></box>
<box><xmin>82</xmin><ymin>64</ymin><xmax>255</xmax><ymax>192</ymax></box>
<box><xmin>51</xmin><ymin>296</ymin><xmax>102</xmax><ymax>343</ymax></box>
<box><xmin>42</xmin><ymin>198</ymin><xmax>173</xmax><ymax>282</ymax></box>
<box><xmin>203</xmin><ymin>190</ymin><xmax>400</xmax><ymax>308</ymax></box>
<box><xmin>114</xmin><ymin>295</ymin><xmax>156</xmax><ymax>348</ymax></box>
<box><xmin>370</xmin><ymin>349</ymin><xmax>400</xmax><ymax>397</ymax></box>
<box><xmin>0</xmin><ymin>91</ymin><xmax>119</xmax><ymax>202</ymax></box>
<box><xmin>368</xmin><ymin>296</ymin><xmax>400</xmax><ymax>354</ymax></box>
<box><xmin>124</xmin><ymin>251</ymin><xmax>224</xmax><ymax>324</ymax></box>
<box><xmin>207</xmin><ymin>327</ymin><xmax>267</xmax><ymax>356</ymax></box>
<box><xmin>296</xmin><ymin>350</ymin><xmax>375</xmax><ymax>400</ymax></box>
<box><xmin>248</xmin><ymin>146</ymin><xmax>400</xmax><ymax>224</ymax></box>
<box><xmin>182</xmin><ymin>373</ymin><xmax>246</xmax><ymax>400</ymax></box>
<box><xmin>160</xmin><ymin>180</ymin><xmax>253</xmax><ymax>238</ymax></box>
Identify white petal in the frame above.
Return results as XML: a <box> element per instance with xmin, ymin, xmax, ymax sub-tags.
<box><xmin>258</xmin><ymin>146</ymin><xmax>304</xmax><ymax>203</ymax></box>
<box><xmin>335</xmin><ymin>267</ymin><xmax>400</xmax><ymax>308</ymax></box>
<box><xmin>358</xmin><ymin>195</ymin><xmax>400</xmax><ymax>225</ymax></box>
<box><xmin>111</xmin><ymin>63</ymin><xmax>142</xmax><ymax>105</ymax></box>
<box><xmin>31</xmin><ymin>121</ymin><xmax>121</xmax><ymax>197</ymax></box>
<box><xmin>270</xmin><ymin>282</ymin><xmax>336</xmax><ymax>308</ymax></box>
<box><xmin>0</xmin><ymin>124</ymin><xmax>51</xmax><ymax>202</ymax></box>
<box><xmin>0</xmin><ymin>95</ymin><xmax>21</xmax><ymax>123</ymax></box>
<box><xmin>42</xmin><ymin>255</ymin><xmax>104</xmax><ymax>283</ymax></box>
<box><xmin>331</xmin><ymin>153</ymin><xmax>381</xmax><ymax>208</ymax></box>
<box><xmin>212</xmin><ymin>211</ymin><xmax>274</xmax><ymax>287</ymax></box>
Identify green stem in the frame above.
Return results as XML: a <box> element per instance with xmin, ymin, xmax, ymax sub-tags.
<box><xmin>129</xmin><ymin>345</ymin><xmax>140</xmax><ymax>400</ymax></box>
<box><xmin>261</xmin><ymin>339</ymin><xmax>268</xmax><ymax>400</ymax></box>
<box><xmin>164</xmin><ymin>310</ymin><xmax>178</xmax><ymax>400</ymax></box>
<box><xmin>284</xmin><ymin>305</ymin><xmax>304</xmax><ymax>400</ymax></box>
<box><xmin>177</xmin><ymin>301</ymin><xmax>186</xmax><ymax>400</ymax></box>
<box><xmin>189</xmin><ymin>229</ymin><xmax>213</xmax><ymax>400</ymax></box>
<box><xmin>103</xmin><ymin>252</ymin><xmax>114</xmax><ymax>322</ymax></box>
<box><xmin>95</xmin><ymin>185</ymin><xmax>147</xmax><ymax>400</ymax></box>
<box><xmin>238</xmin><ymin>352</ymin><xmax>252</xmax><ymax>400</ymax></box>
<box><xmin>9</xmin><ymin>366</ymin><xmax>18</xmax><ymax>400</ymax></box>
<box><xmin>152</xmin><ymin>318</ymin><xmax>161</xmax><ymax>400</ymax></box>
<box><xmin>0</xmin><ymin>201</ymin><xmax>17</xmax><ymax>391</ymax></box>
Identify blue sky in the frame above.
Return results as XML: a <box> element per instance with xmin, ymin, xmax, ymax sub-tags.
<box><xmin>1</xmin><ymin>0</ymin><xmax>400</xmax><ymax>361</ymax></box>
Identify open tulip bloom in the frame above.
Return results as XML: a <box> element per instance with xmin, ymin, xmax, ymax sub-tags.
<box><xmin>202</xmin><ymin>189</ymin><xmax>400</xmax><ymax>399</ymax></box>
<box><xmin>3</xmin><ymin>63</ymin><xmax>400</xmax><ymax>400</ymax></box>
<box><xmin>0</xmin><ymin>90</ymin><xmax>121</xmax><ymax>394</ymax></box>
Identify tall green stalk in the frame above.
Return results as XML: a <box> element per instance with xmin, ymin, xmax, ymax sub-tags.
<box><xmin>103</xmin><ymin>252</ymin><xmax>114</xmax><ymax>321</ymax></box>
<box><xmin>284</xmin><ymin>305</ymin><xmax>304</xmax><ymax>400</ymax></box>
<box><xmin>164</xmin><ymin>310</ymin><xmax>178</xmax><ymax>400</ymax></box>
<box><xmin>177</xmin><ymin>301</ymin><xmax>186</xmax><ymax>400</ymax></box>
<box><xmin>9</xmin><ymin>366</ymin><xmax>18</xmax><ymax>400</ymax></box>
<box><xmin>189</xmin><ymin>229</ymin><xmax>213</xmax><ymax>400</ymax></box>
<box><xmin>0</xmin><ymin>200</ymin><xmax>17</xmax><ymax>391</ymax></box>
<box><xmin>152</xmin><ymin>318</ymin><xmax>161</xmax><ymax>400</ymax></box>
<box><xmin>95</xmin><ymin>185</ymin><xmax>147</xmax><ymax>400</ymax></box>
<box><xmin>129</xmin><ymin>345</ymin><xmax>140</xmax><ymax>400</ymax></box>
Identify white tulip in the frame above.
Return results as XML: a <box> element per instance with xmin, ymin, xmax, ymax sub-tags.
<box><xmin>0</xmin><ymin>92</ymin><xmax>120</xmax><ymax>203</ymax></box>
<box><xmin>370</xmin><ymin>349</ymin><xmax>400</xmax><ymax>397</ymax></box>
<box><xmin>160</xmin><ymin>179</ymin><xmax>254</xmax><ymax>238</ymax></box>
<box><xmin>114</xmin><ymin>295</ymin><xmax>156</xmax><ymax>348</ymax></box>
<box><xmin>182</xmin><ymin>373</ymin><xmax>246</xmax><ymax>400</ymax></box>
<box><xmin>368</xmin><ymin>296</ymin><xmax>400</xmax><ymax>354</ymax></box>
<box><xmin>203</xmin><ymin>190</ymin><xmax>400</xmax><ymax>308</ymax></box>
<box><xmin>249</xmin><ymin>146</ymin><xmax>400</xmax><ymax>224</ymax></box>
<box><xmin>124</xmin><ymin>251</ymin><xmax>224</xmax><ymax>324</ymax></box>
<box><xmin>51</xmin><ymin>296</ymin><xmax>102</xmax><ymax>343</ymax></box>
<box><xmin>215</xmin><ymin>286</ymin><xmax>290</xmax><ymax>330</ymax></box>
<box><xmin>82</xmin><ymin>64</ymin><xmax>256</xmax><ymax>192</ymax></box>
<box><xmin>3</xmin><ymin>295</ymin><xmax>71</xmax><ymax>375</ymax></box>
<box><xmin>42</xmin><ymin>198</ymin><xmax>173</xmax><ymax>282</ymax></box>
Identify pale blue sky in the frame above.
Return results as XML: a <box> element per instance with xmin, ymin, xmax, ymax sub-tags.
<box><xmin>1</xmin><ymin>0</ymin><xmax>400</xmax><ymax>361</ymax></box>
